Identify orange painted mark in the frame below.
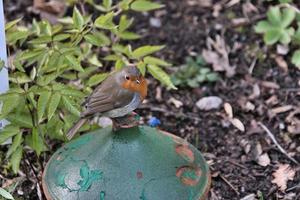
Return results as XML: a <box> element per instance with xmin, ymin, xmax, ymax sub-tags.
<box><xmin>175</xmin><ymin>144</ymin><xmax>195</xmax><ymax>163</ymax></box>
<box><xmin>136</xmin><ymin>171</ymin><xmax>143</xmax><ymax>179</ymax></box>
<box><xmin>176</xmin><ymin>165</ymin><xmax>202</xmax><ymax>186</ymax></box>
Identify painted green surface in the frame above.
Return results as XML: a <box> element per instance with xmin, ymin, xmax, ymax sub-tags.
<box><xmin>43</xmin><ymin>126</ymin><xmax>210</xmax><ymax>200</ymax></box>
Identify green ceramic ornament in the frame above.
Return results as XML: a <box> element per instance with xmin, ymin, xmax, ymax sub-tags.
<box><xmin>43</xmin><ymin>126</ymin><xmax>211</xmax><ymax>200</ymax></box>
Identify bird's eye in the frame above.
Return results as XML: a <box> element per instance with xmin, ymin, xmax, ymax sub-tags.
<box><xmin>125</xmin><ymin>75</ymin><xmax>130</xmax><ymax>80</ymax></box>
<box><xmin>136</xmin><ymin>80</ymin><xmax>140</xmax><ymax>84</ymax></box>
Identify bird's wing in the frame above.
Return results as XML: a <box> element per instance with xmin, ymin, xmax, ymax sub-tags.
<box><xmin>81</xmin><ymin>76</ymin><xmax>134</xmax><ymax>117</ymax></box>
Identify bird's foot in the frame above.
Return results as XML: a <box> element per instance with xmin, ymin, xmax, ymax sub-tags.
<box><xmin>112</xmin><ymin>112</ymin><xmax>140</xmax><ymax>131</ymax></box>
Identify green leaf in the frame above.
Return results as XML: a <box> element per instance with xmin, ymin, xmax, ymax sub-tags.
<box><xmin>255</xmin><ymin>21</ymin><xmax>273</xmax><ymax>33</ymax></box>
<box><xmin>264</xmin><ymin>29</ymin><xmax>281</xmax><ymax>45</ymax></box>
<box><xmin>25</xmin><ymin>128</ymin><xmax>47</xmax><ymax>156</ymax></box>
<box><xmin>119</xmin><ymin>15</ymin><xmax>133</xmax><ymax>32</ymax></box>
<box><xmin>61</xmin><ymin>88</ymin><xmax>85</xmax><ymax>97</ymax></box>
<box><xmin>87</xmin><ymin>73</ymin><xmax>109</xmax><ymax>86</ymax></box>
<box><xmin>131</xmin><ymin>0</ymin><xmax>164</xmax><ymax>12</ymax></box>
<box><xmin>5</xmin><ymin>18</ymin><xmax>22</xmax><ymax>31</ymax></box>
<box><xmin>53</xmin><ymin>33</ymin><xmax>71</xmax><ymax>42</ymax></box>
<box><xmin>0</xmin><ymin>126</ymin><xmax>20</xmax><ymax>144</ymax></box>
<box><xmin>6</xmin><ymin>133</ymin><xmax>23</xmax><ymax>159</ymax></box>
<box><xmin>132</xmin><ymin>45</ymin><xmax>165</xmax><ymax>58</ymax></box>
<box><xmin>0</xmin><ymin>94</ymin><xmax>20</xmax><ymax>117</ymax></box>
<box><xmin>137</xmin><ymin>61</ymin><xmax>146</xmax><ymax>76</ymax></box>
<box><xmin>147</xmin><ymin>64</ymin><xmax>177</xmax><ymax>89</ymax></box>
<box><xmin>29</xmin><ymin>35</ymin><xmax>52</xmax><ymax>44</ymax></box>
<box><xmin>7</xmin><ymin>114</ymin><xmax>33</xmax><ymax>128</ymax></box>
<box><xmin>103</xmin><ymin>0</ymin><xmax>112</xmax><ymax>10</ymax></box>
<box><xmin>61</xmin><ymin>96</ymin><xmax>81</xmax><ymax>117</ymax></box>
<box><xmin>10</xmin><ymin>146</ymin><xmax>23</xmax><ymax>174</ymax></box>
<box><xmin>292</xmin><ymin>50</ymin><xmax>300</xmax><ymax>69</ymax></box>
<box><xmin>73</xmin><ymin>7</ymin><xmax>84</xmax><ymax>30</ymax></box>
<box><xmin>65</xmin><ymin>55</ymin><xmax>84</xmax><ymax>72</ymax></box>
<box><xmin>17</xmin><ymin>49</ymin><xmax>45</xmax><ymax>61</ymax></box>
<box><xmin>280</xmin><ymin>30</ymin><xmax>292</xmax><ymax>44</ymax></box>
<box><xmin>84</xmin><ymin>33</ymin><xmax>109</xmax><ymax>47</ymax></box>
<box><xmin>119</xmin><ymin>32</ymin><xmax>141</xmax><ymax>40</ymax></box>
<box><xmin>0</xmin><ymin>187</ymin><xmax>14</xmax><ymax>200</ymax></box>
<box><xmin>281</xmin><ymin>8</ymin><xmax>296</xmax><ymax>28</ymax></box>
<box><xmin>47</xmin><ymin>92</ymin><xmax>61</xmax><ymax>120</ymax></box>
<box><xmin>9</xmin><ymin>72</ymin><xmax>32</xmax><ymax>84</ymax></box>
<box><xmin>6</xmin><ymin>30</ymin><xmax>29</xmax><ymax>45</ymax></box>
<box><xmin>94</xmin><ymin>12</ymin><xmax>115</xmax><ymax>30</ymax></box>
<box><xmin>267</xmin><ymin>6</ymin><xmax>282</xmax><ymax>26</ymax></box>
<box><xmin>37</xmin><ymin>91</ymin><xmax>51</xmax><ymax>123</ymax></box>
<box><xmin>144</xmin><ymin>56</ymin><xmax>171</xmax><ymax>67</ymax></box>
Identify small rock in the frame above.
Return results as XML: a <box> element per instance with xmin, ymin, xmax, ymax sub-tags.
<box><xmin>196</xmin><ymin>96</ymin><xmax>223</xmax><ymax>111</ymax></box>
<box><xmin>149</xmin><ymin>17</ymin><xmax>161</xmax><ymax>28</ymax></box>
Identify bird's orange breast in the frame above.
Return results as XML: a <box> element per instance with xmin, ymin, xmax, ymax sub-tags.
<box><xmin>122</xmin><ymin>77</ymin><xmax>148</xmax><ymax>101</ymax></box>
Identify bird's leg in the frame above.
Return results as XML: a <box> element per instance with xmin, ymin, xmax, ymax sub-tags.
<box><xmin>113</xmin><ymin>112</ymin><xmax>140</xmax><ymax>130</ymax></box>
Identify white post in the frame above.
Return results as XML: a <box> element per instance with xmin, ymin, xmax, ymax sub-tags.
<box><xmin>0</xmin><ymin>0</ymin><xmax>9</xmax><ymax>130</ymax></box>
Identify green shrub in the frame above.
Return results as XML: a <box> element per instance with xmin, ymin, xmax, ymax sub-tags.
<box><xmin>171</xmin><ymin>56</ymin><xmax>218</xmax><ymax>88</ymax></box>
<box><xmin>255</xmin><ymin>1</ymin><xmax>300</xmax><ymax>69</ymax></box>
<box><xmin>1</xmin><ymin>0</ymin><xmax>175</xmax><ymax>173</ymax></box>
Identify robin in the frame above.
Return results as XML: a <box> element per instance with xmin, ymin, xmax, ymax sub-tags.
<box><xmin>66</xmin><ymin>66</ymin><xmax>147</xmax><ymax>140</ymax></box>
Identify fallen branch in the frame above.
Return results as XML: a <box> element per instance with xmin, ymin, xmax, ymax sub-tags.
<box><xmin>258</xmin><ymin>122</ymin><xmax>299</xmax><ymax>165</ymax></box>
<box><xmin>219</xmin><ymin>174</ymin><xmax>240</xmax><ymax>195</ymax></box>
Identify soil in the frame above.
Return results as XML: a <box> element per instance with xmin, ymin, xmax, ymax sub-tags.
<box><xmin>1</xmin><ymin>0</ymin><xmax>300</xmax><ymax>200</ymax></box>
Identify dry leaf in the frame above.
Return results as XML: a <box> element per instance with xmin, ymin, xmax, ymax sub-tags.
<box><xmin>271</xmin><ymin>105</ymin><xmax>293</xmax><ymax>114</ymax></box>
<box><xmin>224</xmin><ymin>102</ymin><xmax>233</xmax><ymax>118</ymax></box>
<box><xmin>230</xmin><ymin>118</ymin><xmax>245</xmax><ymax>132</ymax></box>
<box><xmin>196</xmin><ymin>96</ymin><xmax>223</xmax><ymax>111</ymax></box>
<box><xmin>168</xmin><ymin>97</ymin><xmax>183</xmax><ymax>108</ymax></box>
<box><xmin>274</xmin><ymin>56</ymin><xmax>288</xmax><ymax>73</ymax></box>
<box><xmin>257</xmin><ymin>153</ymin><xmax>271</xmax><ymax>167</ymax></box>
<box><xmin>271</xmin><ymin>164</ymin><xmax>295</xmax><ymax>191</ymax></box>
<box><xmin>202</xmin><ymin>35</ymin><xmax>236</xmax><ymax>77</ymax></box>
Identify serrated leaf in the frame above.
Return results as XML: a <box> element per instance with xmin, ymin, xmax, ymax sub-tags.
<box><xmin>264</xmin><ymin>29</ymin><xmax>281</xmax><ymax>45</ymax></box>
<box><xmin>0</xmin><ymin>188</ymin><xmax>14</xmax><ymax>200</ymax></box>
<box><xmin>10</xmin><ymin>146</ymin><xmax>23</xmax><ymax>174</ymax></box>
<box><xmin>73</xmin><ymin>7</ymin><xmax>84</xmax><ymax>30</ymax></box>
<box><xmin>94</xmin><ymin>12</ymin><xmax>115</xmax><ymax>30</ymax></box>
<box><xmin>9</xmin><ymin>72</ymin><xmax>32</xmax><ymax>84</ymax></box>
<box><xmin>119</xmin><ymin>31</ymin><xmax>141</xmax><ymax>40</ymax></box>
<box><xmin>37</xmin><ymin>91</ymin><xmax>51</xmax><ymax>123</ymax></box>
<box><xmin>292</xmin><ymin>50</ymin><xmax>300</xmax><ymax>68</ymax></box>
<box><xmin>25</xmin><ymin>128</ymin><xmax>47</xmax><ymax>156</ymax></box>
<box><xmin>137</xmin><ymin>61</ymin><xmax>146</xmax><ymax>76</ymax></box>
<box><xmin>65</xmin><ymin>55</ymin><xmax>84</xmax><ymax>72</ymax></box>
<box><xmin>132</xmin><ymin>45</ymin><xmax>165</xmax><ymax>58</ymax></box>
<box><xmin>0</xmin><ymin>94</ymin><xmax>20</xmax><ymax>117</ymax></box>
<box><xmin>144</xmin><ymin>56</ymin><xmax>171</xmax><ymax>67</ymax></box>
<box><xmin>87</xmin><ymin>73</ymin><xmax>108</xmax><ymax>86</ymax></box>
<box><xmin>47</xmin><ymin>92</ymin><xmax>61</xmax><ymax>120</ymax></box>
<box><xmin>53</xmin><ymin>33</ymin><xmax>70</xmax><ymax>42</ymax></box>
<box><xmin>61</xmin><ymin>88</ymin><xmax>85</xmax><ymax>97</ymax></box>
<box><xmin>131</xmin><ymin>0</ymin><xmax>164</xmax><ymax>12</ymax></box>
<box><xmin>6</xmin><ymin>133</ymin><xmax>23</xmax><ymax>159</ymax></box>
<box><xmin>147</xmin><ymin>64</ymin><xmax>177</xmax><ymax>89</ymax></box>
<box><xmin>103</xmin><ymin>0</ymin><xmax>112</xmax><ymax>10</ymax></box>
<box><xmin>84</xmin><ymin>33</ymin><xmax>107</xmax><ymax>47</ymax></box>
<box><xmin>281</xmin><ymin>8</ymin><xmax>296</xmax><ymax>28</ymax></box>
<box><xmin>0</xmin><ymin>126</ymin><xmax>20</xmax><ymax>144</ymax></box>
<box><xmin>61</xmin><ymin>96</ymin><xmax>81</xmax><ymax>117</ymax></box>
<box><xmin>29</xmin><ymin>35</ymin><xmax>52</xmax><ymax>44</ymax></box>
<box><xmin>6</xmin><ymin>113</ymin><xmax>33</xmax><ymax>128</ymax></box>
<box><xmin>267</xmin><ymin>6</ymin><xmax>282</xmax><ymax>26</ymax></box>
<box><xmin>119</xmin><ymin>15</ymin><xmax>133</xmax><ymax>32</ymax></box>
<box><xmin>5</xmin><ymin>18</ymin><xmax>22</xmax><ymax>31</ymax></box>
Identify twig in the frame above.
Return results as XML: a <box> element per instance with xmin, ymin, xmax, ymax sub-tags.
<box><xmin>279</xmin><ymin>3</ymin><xmax>300</xmax><ymax>14</ymax></box>
<box><xmin>219</xmin><ymin>174</ymin><xmax>240</xmax><ymax>195</ymax></box>
<box><xmin>258</xmin><ymin>122</ymin><xmax>299</xmax><ymax>165</ymax></box>
<box><xmin>286</xmin><ymin>183</ymin><xmax>300</xmax><ymax>192</ymax></box>
<box><xmin>249</xmin><ymin>57</ymin><xmax>257</xmax><ymax>74</ymax></box>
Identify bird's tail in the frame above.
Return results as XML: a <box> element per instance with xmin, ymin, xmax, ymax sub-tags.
<box><xmin>66</xmin><ymin>118</ymin><xmax>87</xmax><ymax>140</ymax></box>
